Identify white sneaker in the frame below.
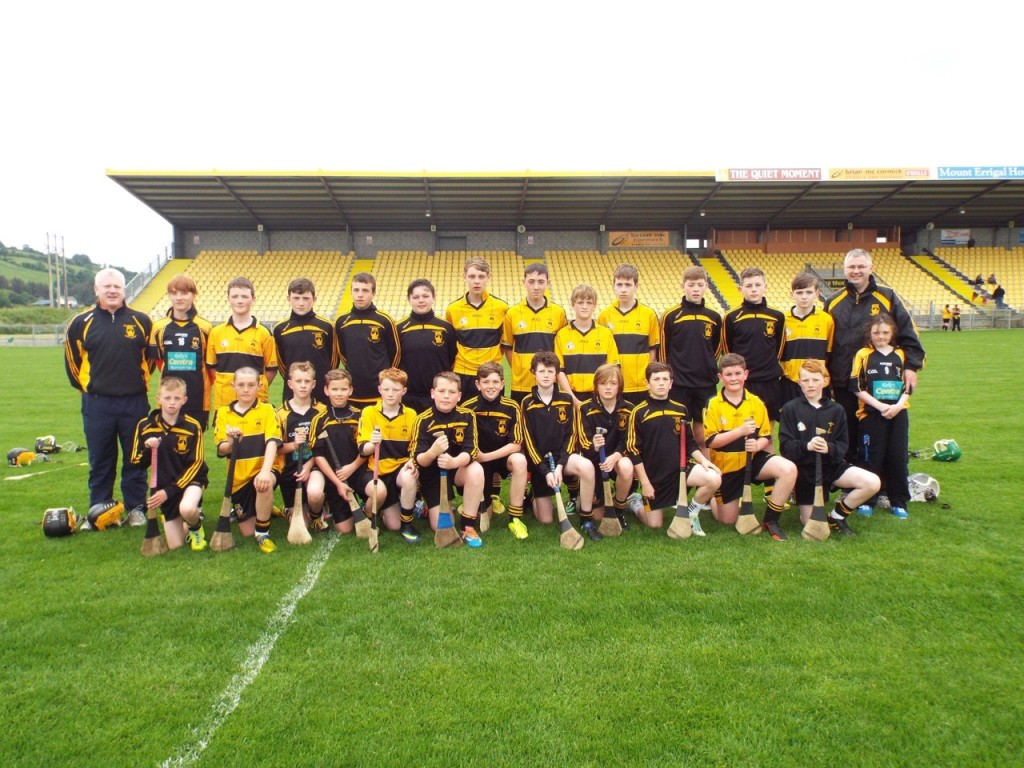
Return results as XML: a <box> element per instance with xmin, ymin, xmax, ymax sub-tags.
<box><xmin>126</xmin><ymin>505</ymin><xmax>147</xmax><ymax>527</ymax></box>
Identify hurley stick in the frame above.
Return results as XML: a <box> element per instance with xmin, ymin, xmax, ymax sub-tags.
<box><xmin>320</xmin><ymin>430</ymin><xmax>370</xmax><ymax>538</ymax></box>
<box><xmin>735</xmin><ymin>448</ymin><xmax>761</xmax><ymax>535</ymax></box>
<box><xmin>668</xmin><ymin>420</ymin><xmax>693</xmax><ymax>540</ymax></box>
<box><xmin>595</xmin><ymin>428</ymin><xmax>622</xmax><ymax>537</ymax></box>
<box><xmin>210</xmin><ymin>438</ymin><xmax>238</xmax><ymax>552</ymax></box>
<box><xmin>368</xmin><ymin>441</ymin><xmax>380</xmax><ymax>554</ymax></box>
<box><xmin>141</xmin><ymin>442</ymin><xmax>168</xmax><ymax>557</ymax></box>
<box><xmin>434</xmin><ymin>467</ymin><xmax>463</xmax><ymax>548</ymax></box>
<box><xmin>547</xmin><ymin>453</ymin><xmax>584</xmax><ymax>550</ymax></box>
<box><xmin>802</xmin><ymin>427</ymin><xmax>831</xmax><ymax>542</ymax></box>
<box><xmin>287</xmin><ymin>440</ymin><xmax>312</xmax><ymax>545</ymax></box>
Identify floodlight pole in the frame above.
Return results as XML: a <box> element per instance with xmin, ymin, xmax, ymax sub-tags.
<box><xmin>46</xmin><ymin>232</ymin><xmax>55</xmax><ymax>308</ymax></box>
<box><xmin>61</xmin><ymin>237</ymin><xmax>69</xmax><ymax>308</ymax></box>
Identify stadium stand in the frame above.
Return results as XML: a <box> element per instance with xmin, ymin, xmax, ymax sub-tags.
<box><xmin>934</xmin><ymin>246</ymin><xmax>1022</xmax><ymax>310</ymax></box>
<box><xmin>138</xmin><ymin>251</ymin><xmax>355</xmax><ymax>322</ymax></box>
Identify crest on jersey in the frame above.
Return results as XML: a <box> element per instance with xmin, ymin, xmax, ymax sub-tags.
<box><xmin>369</xmin><ymin>326</ymin><xmax>381</xmax><ymax>342</ymax></box>
<box><xmin>455</xmin><ymin>427</ymin><xmax>465</xmax><ymax>444</ymax></box>
<box><xmin>497</xmin><ymin>420</ymin><xmax>508</xmax><ymax>436</ymax></box>
<box><xmin>764</xmin><ymin>320</ymin><xmax>776</xmax><ymax>338</ymax></box>
<box><xmin>177</xmin><ymin>435</ymin><xmax>189</xmax><ymax>453</ymax></box>
<box><xmin>619</xmin><ymin>414</ymin><xmax>628</xmax><ymax>430</ymax></box>
<box><xmin>433</xmin><ymin>330</ymin><xmax>445</xmax><ymax>346</ymax></box>
<box><xmin>557</xmin><ymin>407</ymin><xmax>568</xmax><ymax>424</ymax></box>
<box><xmin>191</xmin><ymin>337</ymin><xmax>200</xmax><ymax>349</ymax></box>
<box><xmin>674</xmin><ymin>417</ymin><xmax>682</xmax><ymax>435</ymax></box>
<box><xmin>870</xmin><ymin>304</ymin><xmax>881</xmax><ymax>316</ymax></box>
<box><xmin>704</xmin><ymin>322</ymin><xmax>713</xmax><ymax>339</ymax></box>
<box><xmin>312</xmin><ymin>332</ymin><xmax>325</xmax><ymax>349</ymax></box>
<box><xmin>124</xmin><ymin>325</ymin><xmax>137</xmax><ymax>339</ymax></box>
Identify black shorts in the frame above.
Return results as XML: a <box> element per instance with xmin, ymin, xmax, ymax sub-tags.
<box><xmin>322</xmin><ymin>482</ymin><xmax>354</xmax><ymax>522</ymax></box>
<box><xmin>528</xmin><ymin>463</ymin><xmax>556</xmax><ymax>498</ymax></box>
<box><xmin>366</xmin><ymin>467</ymin><xmax>403</xmax><ymax>509</ymax></box>
<box><xmin>230</xmin><ymin>470</ymin><xmax>281</xmax><ymax>521</ymax></box>
<box><xmin>746</xmin><ymin>378</ymin><xmax>783</xmax><ymax>422</ymax></box>
<box><xmin>417</xmin><ymin>466</ymin><xmax>461</xmax><ymax>509</ymax></box>
<box><xmin>669</xmin><ymin>384</ymin><xmax>718</xmax><ymax>421</ymax></box>
<box><xmin>479</xmin><ymin>458</ymin><xmax>512</xmax><ymax>484</ymax></box>
<box><xmin>715</xmin><ymin>452</ymin><xmax>773</xmax><ymax>504</ymax></box>
<box><xmin>794</xmin><ymin>460</ymin><xmax>854</xmax><ymax>506</ymax></box>
<box><xmin>158</xmin><ymin>482</ymin><xmax>205</xmax><ymax>521</ymax></box>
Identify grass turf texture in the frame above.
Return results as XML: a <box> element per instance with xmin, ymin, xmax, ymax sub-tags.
<box><xmin>2</xmin><ymin>332</ymin><xmax>1023</xmax><ymax>767</ymax></box>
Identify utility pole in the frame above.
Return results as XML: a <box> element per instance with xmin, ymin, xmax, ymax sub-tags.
<box><xmin>46</xmin><ymin>232</ymin><xmax>55</xmax><ymax>307</ymax></box>
<box><xmin>61</xmin><ymin>236</ymin><xmax>69</xmax><ymax>307</ymax></box>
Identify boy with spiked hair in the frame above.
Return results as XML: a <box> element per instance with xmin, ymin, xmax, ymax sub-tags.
<box><xmin>335</xmin><ymin>272</ymin><xmax>400</xmax><ymax>409</ymax></box>
<box><xmin>275</xmin><ymin>361</ymin><xmax>327</xmax><ymax>527</ymax></box>
<box><xmin>502</xmin><ymin>262</ymin><xmax>567</xmax><ymax>404</ymax></box>
<box><xmin>659</xmin><ymin>265</ymin><xmax>722</xmax><ymax>450</ymax></box>
<box><xmin>207</xmin><ymin>277</ymin><xmax>278</xmax><ymax>411</ymax></box>
<box><xmin>461</xmin><ymin>361</ymin><xmax>530</xmax><ymax>539</ymax></box>
<box><xmin>597</xmin><ymin>263</ymin><xmax>660</xmax><ymax>407</ymax></box>
<box><xmin>130</xmin><ymin>376</ymin><xmax>209</xmax><ymax>550</ymax></box>
<box><xmin>273</xmin><ymin>277</ymin><xmax>337</xmax><ymax>406</ymax></box>
<box><xmin>780</xmin><ymin>271</ymin><xmax>834</xmax><ymax>406</ymax></box>
<box><xmin>412</xmin><ymin>371</ymin><xmax>486</xmax><ymax>547</ymax></box>
<box><xmin>214</xmin><ymin>367</ymin><xmax>284</xmax><ymax>553</ymax></box>
<box><xmin>703</xmin><ymin>354</ymin><xmax>797</xmax><ymax>539</ymax></box>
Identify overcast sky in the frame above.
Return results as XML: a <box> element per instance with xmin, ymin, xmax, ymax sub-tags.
<box><xmin>2</xmin><ymin>1</ymin><xmax>1016</xmax><ymax>271</ymax></box>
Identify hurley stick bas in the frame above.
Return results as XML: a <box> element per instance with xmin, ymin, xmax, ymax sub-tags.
<box><xmin>667</xmin><ymin>420</ymin><xmax>693</xmax><ymax>540</ymax></box>
<box><xmin>320</xmin><ymin>429</ymin><xmax>370</xmax><ymax>538</ymax></box>
<box><xmin>595</xmin><ymin>428</ymin><xmax>622</xmax><ymax>537</ymax></box>
<box><xmin>368</xmin><ymin>441</ymin><xmax>379</xmax><ymax>554</ymax></box>
<box><xmin>547</xmin><ymin>452</ymin><xmax>584</xmax><ymax>550</ymax></box>
<box><xmin>210</xmin><ymin>438</ymin><xmax>239</xmax><ymax>552</ymax></box>
<box><xmin>140</xmin><ymin>443</ymin><xmax>169</xmax><ymax>557</ymax></box>
<box><xmin>802</xmin><ymin>427</ymin><xmax>832</xmax><ymax>542</ymax></box>
<box><xmin>434</xmin><ymin>468</ymin><xmax>463</xmax><ymax>548</ymax></box>
<box><xmin>735</xmin><ymin>448</ymin><xmax>761</xmax><ymax>535</ymax></box>
<box><xmin>287</xmin><ymin>440</ymin><xmax>313</xmax><ymax>545</ymax></box>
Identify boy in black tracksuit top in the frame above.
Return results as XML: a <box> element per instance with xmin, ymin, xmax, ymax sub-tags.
<box><xmin>273</xmin><ymin>277</ymin><xmax>337</xmax><ymax>406</ymax></box>
<box><xmin>334</xmin><ymin>272</ymin><xmax>400</xmax><ymax>408</ymax></box>
<box><xmin>396</xmin><ymin>278</ymin><xmax>457</xmax><ymax>413</ymax></box>
<box><xmin>778</xmin><ymin>359</ymin><xmax>881</xmax><ymax>536</ymax></box>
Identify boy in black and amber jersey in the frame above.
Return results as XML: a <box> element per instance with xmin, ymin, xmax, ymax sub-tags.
<box><xmin>501</xmin><ymin>263</ymin><xmax>566</xmax><ymax>403</ymax></box>
<box><xmin>446</xmin><ymin>257</ymin><xmax>509</xmax><ymax>396</ymax></box>
<box><xmin>335</xmin><ymin>272</ymin><xmax>400</xmax><ymax>409</ymax></box>
<box><xmin>576</xmin><ymin>364</ymin><xmax>635</xmax><ymax>527</ymax></box>
<box><xmin>273</xmin><ymin>277</ymin><xmax>337</xmax><ymax>406</ymax></box>
<box><xmin>397</xmin><ymin>278</ymin><xmax>457</xmax><ymax>413</ymax></box>
<box><xmin>780</xmin><ymin>272</ymin><xmax>834</xmax><ymax>405</ymax></box>
<box><xmin>206</xmin><ymin>277</ymin><xmax>278</xmax><ymax>411</ymax></box>
<box><xmin>130</xmin><ymin>376</ymin><xmax>208</xmax><ymax>551</ymax></box>
<box><xmin>275</xmin><ymin>362</ymin><xmax>326</xmax><ymax>526</ymax></box>
<box><xmin>597</xmin><ymin>264</ymin><xmax>660</xmax><ymax>407</ymax></box>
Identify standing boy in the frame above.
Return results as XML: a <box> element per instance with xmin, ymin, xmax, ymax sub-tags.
<box><xmin>214</xmin><ymin>367</ymin><xmax>284</xmax><ymax>553</ymax></box>
<box><xmin>554</xmin><ymin>283</ymin><xmax>620</xmax><ymax>408</ymax></box>
<box><xmin>659</xmin><ymin>266</ymin><xmax>722</xmax><ymax>450</ymax></box>
<box><xmin>356</xmin><ymin>368</ymin><xmax>421</xmax><ymax>541</ymax></box>
<box><xmin>461</xmin><ymin>362</ymin><xmax>530</xmax><ymax>539</ymax></box>
<box><xmin>130</xmin><ymin>376</ymin><xmax>209</xmax><ymax>550</ymax></box>
<box><xmin>396</xmin><ymin>278</ymin><xmax>457</xmax><ymax>413</ymax></box>
<box><xmin>502</xmin><ymin>263</ymin><xmax>567</xmax><ymax>403</ymax></box>
<box><xmin>778</xmin><ymin>360</ymin><xmax>880</xmax><ymax>537</ymax></box>
<box><xmin>597</xmin><ymin>264</ymin><xmax>660</xmax><ymax>407</ymax></box>
<box><xmin>206</xmin><ymin>277</ymin><xmax>278</xmax><ymax>412</ymax></box>
<box><xmin>275</xmin><ymin>362</ymin><xmax>327</xmax><ymax>526</ymax></box>
<box><xmin>446</xmin><ymin>257</ymin><xmax>509</xmax><ymax>396</ymax></box>
<box><xmin>412</xmin><ymin>371</ymin><xmax>486</xmax><ymax>547</ymax></box>
<box><xmin>780</xmin><ymin>271</ymin><xmax>834</xmax><ymax>406</ymax></box>
<box><xmin>150</xmin><ymin>274</ymin><xmax>214</xmax><ymax>430</ymax></box>
<box><xmin>273</xmin><ymin>277</ymin><xmax>337</xmax><ymax>406</ymax></box>
<box><xmin>703</xmin><ymin>354</ymin><xmax>797</xmax><ymax>538</ymax></box>
<box><xmin>308</xmin><ymin>369</ymin><xmax>368</xmax><ymax>534</ymax></box>
<box><xmin>335</xmin><ymin>272</ymin><xmax>400</xmax><ymax>409</ymax></box>
<box><xmin>520</xmin><ymin>352</ymin><xmax>599</xmax><ymax>539</ymax></box>
<box><xmin>722</xmin><ymin>267</ymin><xmax>787</xmax><ymax>426</ymax></box>
<box><xmin>626</xmin><ymin>362</ymin><xmax>720</xmax><ymax>533</ymax></box>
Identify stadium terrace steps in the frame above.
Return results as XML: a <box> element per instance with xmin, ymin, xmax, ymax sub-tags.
<box><xmin>908</xmin><ymin>255</ymin><xmax>978</xmax><ymax>306</ymax></box>
<box><xmin>132</xmin><ymin>258</ymin><xmax>191</xmax><ymax>315</ymax></box>
<box><xmin>700</xmin><ymin>255</ymin><xmax>743</xmax><ymax>309</ymax></box>
<box><xmin>935</xmin><ymin>246</ymin><xmax>1022</xmax><ymax>311</ymax></box>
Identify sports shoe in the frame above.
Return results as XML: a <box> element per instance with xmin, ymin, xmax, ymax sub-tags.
<box><xmin>413</xmin><ymin>499</ymin><xmax>427</xmax><ymax>519</ymax></box>
<box><xmin>581</xmin><ymin>520</ymin><xmax>603</xmax><ymax>541</ymax></box>
<box><xmin>626</xmin><ymin>493</ymin><xmax>644</xmax><ymax>516</ymax></box>
<box><xmin>690</xmin><ymin>513</ymin><xmax>706</xmax><ymax>537</ymax></box>
<box><xmin>508</xmin><ymin>517</ymin><xmax>529</xmax><ymax>540</ymax></box>
<box><xmin>311</xmin><ymin>516</ymin><xmax>329</xmax><ymax>533</ymax></box>
<box><xmin>891</xmin><ymin>507</ymin><xmax>909</xmax><ymax>519</ymax></box>
<box><xmin>616</xmin><ymin>510</ymin><xmax>630</xmax><ymax>531</ymax></box>
<box><xmin>257</xmin><ymin>535</ymin><xmax>277</xmax><ymax>554</ymax></box>
<box><xmin>762</xmin><ymin>518</ymin><xmax>788</xmax><ymax>541</ymax></box>
<box><xmin>856</xmin><ymin>505</ymin><xmax>874</xmax><ymax>517</ymax></box>
<box><xmin>564</xmin><ymin>497</ymin><xmax>578</xmax><ymax>516</ymax></box>
<box><xmin>462</xmin><ymin>527</ymin><xmax>484</xmax><ymax>548</ymax></box>
<box><xmin>399</xmin><ymin>522</ymin><xmax>421</xmax><ymax>543</ymax></box>
<box><xmin>187</xmin><ymin>527</ymin><xmax>208</xmax><ymax>551</ymax></box>
<box><xmin>829</xmin><ymin>517</ymin><xmax>856</xmax><ymax>537</ymax></box>
<box><xmin>490</xmin><ymin>499</ymin><xmax>506</xmax><ymax>516</ymax></box>
<box><xmin>126</xmin><ymin>505</ymin><xmax>147</xmax><ymax>528</ymax></box>
<box><xmin>271</xmin><ymin>505</ymin><xmax>285</xmax><ymax>518</ymax></box>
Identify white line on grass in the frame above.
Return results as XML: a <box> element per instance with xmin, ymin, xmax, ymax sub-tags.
<box><xmin>4</xmin><ymin>461</ymin><xmax>88</xmax><ymax>481</ymax></box>
<box><xmin>160</xmin><ymin>535</ymin><xmax>338</xmax><ymax>768</ymax></box>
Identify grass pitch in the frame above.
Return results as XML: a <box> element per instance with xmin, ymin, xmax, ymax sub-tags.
<box><xmin>2</xmin><ymin>331</ymin><xmax>1022</xmax><ymax>767</ymax></box>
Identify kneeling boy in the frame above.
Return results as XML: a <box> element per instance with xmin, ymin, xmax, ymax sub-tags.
<box><xmin>703</xmin><ymin>354</ymin><xmax>797</xmax><ymax>539</ymax></box>
<box><xmin>214</xmin><ymin>367</ymin><xmax>284</xmax><ymax>553</ymax></box>
<box><xmin>130</xmin><ymin>376</ymin><xmax>209</xmax><ymax>550</ymax></box>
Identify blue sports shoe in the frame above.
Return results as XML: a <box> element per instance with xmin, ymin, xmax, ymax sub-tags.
<box><xmin>891</xmin><ymin>507</ymin><xmax>909</xmax><ymax>519</ymax></box>
<box><xmin>856</xmin><ymin>505</ymin><xmax>874</xmax><ymax>517</ymax></box>
<box><xmin>463</xmin><ymin>527</ymin><xmax>483</xmax><ymax>548</ymax></box>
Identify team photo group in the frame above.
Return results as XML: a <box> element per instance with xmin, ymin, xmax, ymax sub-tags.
<box><xmin>63</xmin><ymin>247</ymin><xmax>925</xmax><ymax>552</ymax></box>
